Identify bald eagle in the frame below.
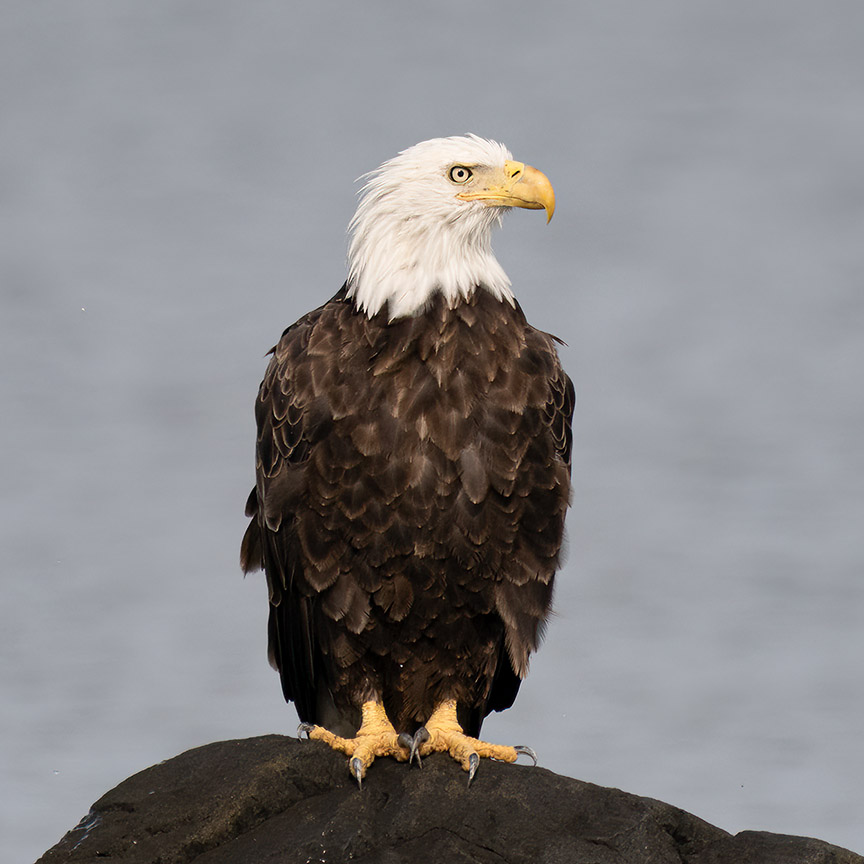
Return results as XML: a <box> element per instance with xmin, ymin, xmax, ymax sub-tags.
<box><xmin>241</xmin><ymin>135</ymin><xmax>574</xmax><ymax>784</ymax></box>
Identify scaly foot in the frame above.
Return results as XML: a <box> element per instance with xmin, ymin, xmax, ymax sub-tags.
<box><xmin>298</xmin><ymin>700</ymin><xmax>408</xmax><ymax>787</ymax></box>
<box><xmin>404</xmin><ymin>699</ymin><xmax>537</xmax><ymax>783</ymax></box>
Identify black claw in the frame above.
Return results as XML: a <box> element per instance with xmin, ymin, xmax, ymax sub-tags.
<box><xmin>410</xmin><ymin>727</ymin><xmax>430</xmax><ymax>768</ymax></box>
<box><xmin>514</xmin><ymin>745</ymin><xmax>538</xmax><ymax>766</ymax></box>
<box><xmin>397</xmin><ymin>732</ymin><xmax>414</xmax><ymax>756</ymax></box>
<box><xmin>297</xmin><ymin>722</ymin><xmax>315</xmax><ymax>739</ymax></box>
<box><xmin>350</xmin><ymin>757</ymin><xmax>364</xmax><ymax>790</ymax></box>
<box><xmin>467</xmin><ymin>752</ymin><xmax>480</xmax><ymax>786</ymax></box>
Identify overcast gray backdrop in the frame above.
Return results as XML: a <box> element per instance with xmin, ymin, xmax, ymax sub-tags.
<box><xmin>2</xmin><ymin>1</ymin><xmax>863</xmax><ymax>861</ymax></box>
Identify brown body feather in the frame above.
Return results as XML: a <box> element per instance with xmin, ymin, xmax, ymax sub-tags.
<box><xmin>241</xmin><ymin>285</ymin><xmax>574</xmax><ymax>737</ymax></box>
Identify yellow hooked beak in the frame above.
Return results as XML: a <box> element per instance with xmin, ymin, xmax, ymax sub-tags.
<box><xmin>456</xmin><ymin>159</ymin><xmax>555</xmax><ymax>223</ymax></box>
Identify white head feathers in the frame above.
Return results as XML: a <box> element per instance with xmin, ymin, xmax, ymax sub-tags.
<box><xmin>346</xmin><ymin>135</ymin><xmax>516</xmax><ymax>320</ymax></box>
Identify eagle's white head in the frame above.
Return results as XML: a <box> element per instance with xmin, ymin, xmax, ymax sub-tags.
<box><xmin>346</xmin><ymin>135</ymin><xmax>555</xmax><ymax>320</ymax></box>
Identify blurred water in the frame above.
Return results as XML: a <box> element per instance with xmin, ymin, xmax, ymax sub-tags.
<box><xmin>2</xmin><ymin>2</ymin><xmax>863</xmax><ymax>861</ymax></box>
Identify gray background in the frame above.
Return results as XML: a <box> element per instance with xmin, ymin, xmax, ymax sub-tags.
<box><xmin>2</xmin><ymin>1</ymin><xmax>863</xmax><ymax>860</ymax></box>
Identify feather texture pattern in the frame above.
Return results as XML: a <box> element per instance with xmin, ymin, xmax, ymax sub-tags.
<box><xmin>242</xmin><ymin>286</ymin><xmax>574</xmax><ymax>736</ymax></box>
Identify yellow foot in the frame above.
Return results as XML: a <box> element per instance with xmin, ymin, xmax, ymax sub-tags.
<box><xmin>298</xmin><ymin>700</ymin><xmax>408</xmax><ymax>787</ymax></box>
<box><xmin>408</xmin><ymin>699</ymin><xmax>537</xmax><ymax>783</ymax></box>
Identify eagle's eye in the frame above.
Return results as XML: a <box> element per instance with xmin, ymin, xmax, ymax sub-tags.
<box><xmin>448</xmin><ymin>166</ymin><xmax>473</xmax><ymax>184</ymax></box>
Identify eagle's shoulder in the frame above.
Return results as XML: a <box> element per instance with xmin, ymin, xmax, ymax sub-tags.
<box><xmin>524</xmin><ymin>324</ymin><xmax>575</xmax><ymax>469</ymax></box>
<box><xmin>506</xmin><ymin>300</ymin><xmax>576</xmax><ymax>469</ymax></box>
<box><xmin>255</xmin><ymin>285</ymin><xmax>353</xmax><ymax>472</ymax></box>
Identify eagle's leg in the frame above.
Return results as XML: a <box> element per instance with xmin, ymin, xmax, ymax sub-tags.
<box><xmin>409</xmin><ymin>698</ymin><xmax>537</xmax><ymax>783</ymax></box>
<box><xmin>299</xmin><ymin>700</ymin><xmax>408</xmax><ymax>787</ymax></box>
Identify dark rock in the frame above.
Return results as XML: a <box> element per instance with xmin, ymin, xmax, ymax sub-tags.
<box><xmin>37</xmin><ymin>735</ymin><xmax>862</xmax><ymax>864</ymax></box>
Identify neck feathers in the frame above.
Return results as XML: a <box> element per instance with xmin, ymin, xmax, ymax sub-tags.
<box><xmin>346</xmin><ymin>208</ymin><xmax>513</xmax><ymax>319</ymax></box>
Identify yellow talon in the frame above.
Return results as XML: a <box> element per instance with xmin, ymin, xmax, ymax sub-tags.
<box><xmin>301</xmin><ymin>700</ymin><xmax>408</xmax><ymax>785</ymax></box>
<box><xmin>413</xmin><ymin>699</ymin><xmax>529</xmax><ymax>780</ymax></box>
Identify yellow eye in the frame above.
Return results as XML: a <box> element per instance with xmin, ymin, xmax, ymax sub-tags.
<box><xmin>449</xmin><ymin>166</ymin><xmax>473</xmax><ymax>184</ymax></box>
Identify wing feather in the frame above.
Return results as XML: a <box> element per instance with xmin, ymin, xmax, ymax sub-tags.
<box><xmin>242</xmin><ymin>286</ymin><xmax>349</xmax><ymax>724</ymax></box>
<box><xmin>484</xmin><ymin>319</ymin><xmax>574</xmax><ymax>716</ymax></box>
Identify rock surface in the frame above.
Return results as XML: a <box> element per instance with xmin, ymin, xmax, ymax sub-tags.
<box><xmin>38</xmin><ymin>735</ymin><xmax>862</xmax><ymax>864</ymax></box>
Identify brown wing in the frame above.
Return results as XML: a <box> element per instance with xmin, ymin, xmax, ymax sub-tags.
<box><xmin>471</xmin><ymin>325</ymin><xmax>575</xmax><ymax>733</ymax></box>
<box><xmin>240</xmin><ymin>287</ymin><xmax>347</xmax><ymax>724</ymax></box>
